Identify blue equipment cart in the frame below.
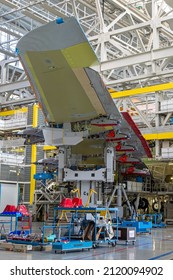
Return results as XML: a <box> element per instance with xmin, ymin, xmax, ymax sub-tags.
<box><xmin>120</xmin><ymin>220</ymin><xmax>152</xmax><ymax>234</ymax></box>
<box><xmin>53</xmin><ymin>240</ymin><xmax>93</xmax><ymax>253</ymax></box>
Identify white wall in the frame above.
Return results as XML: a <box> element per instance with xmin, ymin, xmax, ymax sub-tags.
<box><xmin>0</xmin><ymin>183</ymin><xmax>18</xmax><ymax>213</ymax></box>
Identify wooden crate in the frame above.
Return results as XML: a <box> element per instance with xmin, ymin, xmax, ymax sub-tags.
<box><xmin>0</xmin><ymin>242</ymin><xmax>32</xmax><ymax>253</ymax></box>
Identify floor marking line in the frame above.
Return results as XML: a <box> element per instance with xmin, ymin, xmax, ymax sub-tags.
<box><xmin>149</xmin><ymin>250</ymin><xmax>173</xmax><ymax>260</ymax></box>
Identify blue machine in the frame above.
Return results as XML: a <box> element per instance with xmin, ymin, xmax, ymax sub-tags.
<box><xmin>120</xmin><ymin>220</ymin><xmax>152</xmax><ymax>234</ymax></box>
<box><xmin>34</xmin><ymin>172</ymin><xmax>55</xmax><ymax>180</ymax></box>
<box><xmin>53</xmin><ymin>240</ymin><xmax>93</xmax><ymax>253</ymax></box>
<box><xmin>148</xmin><ymin>213</ymin><xmax>166</xmax><ymax>228</ymax></box>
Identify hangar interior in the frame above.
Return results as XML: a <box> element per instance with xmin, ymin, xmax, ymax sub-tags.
<box><xmin>0</xmin><ymin>0</ymin><xmax>173</xmax><ymax>260</ymax></box>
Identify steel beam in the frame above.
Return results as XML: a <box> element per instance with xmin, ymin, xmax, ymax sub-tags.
<box><xmin>143</xmin><ymin>132</ymin><xmax>173</xmax><ymax>140</ymax></box>
<box><xmin>0</xmin><ymin>97</ymin><xmax>36</xmax><ymax>107</ymax></box>
<box><xmin>0</xmin><ymin>27</ymin><xmax>21</xmax><ymax>38</ymax></box>
<box><xmin>0</xmin><ymin>80</ymin><xmax>30</xmax><ymax>93</ymax></box>
<box><xmin>93</xmin><ymin>46</ymin><xmax>173</xmax><ymax>72</ymax></box>
<box><xmin>0</xmin><ymin>107</ymin><xmax>27</xmax><ymax>116</ymax></box>
<box><xmin>105</xmin><ymin>69</ymin><xmax>173</xmax><ymax>86</ymax></box>
<box><xmin>110</xmin><ymin>82</ymin><xmax>173</xmax><ymax>98</ymax></box>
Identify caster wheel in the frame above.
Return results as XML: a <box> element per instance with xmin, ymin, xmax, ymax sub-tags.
<box><xmin>111</xmin><ymin>242</ymin><xmax>116</xmax><ymax>247</ymax></box>
<box><xmin>93</xmin><ymin>244</ymin><xmax>97</xmax><ymax>249</ymax></box>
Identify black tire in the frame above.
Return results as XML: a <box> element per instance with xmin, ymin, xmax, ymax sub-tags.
<box><xmin>152</xmin><ymin>202</ymin><xmax>164</xmax><ymax>212</ymax></box>
<box><xmin>132</xmin><ymin>197</ymin><xmax>149</xmax><ymax>210</ymax></box>
<box><xmin>140</xmin><ymin>198</ymin><xmax>149</xmax><ymax>210</ymax></box>
<box><xmin>152</xmin><ymin>202</ymin><xmax>159</xmax><ymax>212</ymax></box>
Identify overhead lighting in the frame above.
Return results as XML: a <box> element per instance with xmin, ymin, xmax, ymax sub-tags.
<box><xmin>9</xmin><ymin>170</ymin><xmax>17</xmax><ymax>173</ymax></box>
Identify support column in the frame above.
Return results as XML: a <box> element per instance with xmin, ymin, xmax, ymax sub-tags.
<box><xmin>105</xmin><ymin>146</ymin><xmax>115</xmax><ymax>183</ymax></box>
<box><xmin>117</xmin><ymin>185</ymin><xmax>122</xmax><ymax>207</ymax></box>
<box><xmin>58</xmin><ymin>147</ymin><xmax>65</xmax><ymax>183</ymax></box>
<box><xmin>29</xmin><ymin>104</ymin><xmax>38</xmax><ymax>204</ymax></box>
<box><xmin>155</xmin><ymin>92</ymin><xmax>160</xmax><ymax>158</ymax></box>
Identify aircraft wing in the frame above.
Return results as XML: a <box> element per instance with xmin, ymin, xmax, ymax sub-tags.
<box><xmin>16</xmin><ymin>17</ymin><xmax>120</xmax><ymax>124</ymax></box>
<box><xmin>16</xmin><ymin>16</ymin><xmax>152</xmax><ymax>161</ymax></box>
<box><xmin>120</xmin><ymin>112</ymin><xmax>152</xmax><ymax>158</ymax></box>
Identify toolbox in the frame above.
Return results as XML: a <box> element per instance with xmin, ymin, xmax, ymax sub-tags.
<box><xmin>118</xmin><ymin>227</ymin><xmax>136</xmax><ymax>244</ymax></box>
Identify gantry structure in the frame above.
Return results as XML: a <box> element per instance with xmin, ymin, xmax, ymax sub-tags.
<box><xmin>1</xmin><ymin>0</ymin><xmax>173</xmax><ymax>159</ymax></box>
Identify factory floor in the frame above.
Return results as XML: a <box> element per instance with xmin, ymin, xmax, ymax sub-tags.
<box><xmin>1</xmin><ymin>223</ymin><xmax>173</xmax><ymax>260</ymax></box>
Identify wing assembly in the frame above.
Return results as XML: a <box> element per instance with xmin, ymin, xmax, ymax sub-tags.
<box><xmin>16</xmin><ymin>16</ymin><xmax>152</xmax><ymax>184</ymax></box>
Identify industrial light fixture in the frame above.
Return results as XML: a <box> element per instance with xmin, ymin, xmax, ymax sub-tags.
<box><xmin>9</xmin><ymin>170</ymin><xmax>17</xmax><ymax>173</ymax></box>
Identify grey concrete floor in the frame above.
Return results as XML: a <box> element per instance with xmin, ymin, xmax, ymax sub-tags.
<box><xmin>1</xmin><ymin>222</ymin><xmax>173</xmax><ymax>260</ymax></box>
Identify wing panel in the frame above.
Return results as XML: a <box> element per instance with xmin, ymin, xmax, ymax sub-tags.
<box><xmin>17</xmin><ymin>17</ymin><xmax>91</xmax><ymax>52</ymax></box>
<box><xmin>61</xmin><ymin>42</ymin><xmax>97</xmax><ymax>68</ymax></box>
<box><xmin>121</xmin><ymin>112</ymin><xmax>152</xmax><ymax>158</ymax></box>
<box><xmin>85</xmin><ymin>68</ymin><xmax>121</xmax><ymax>118</ymax></box>
<box><xmin>24</xmin><ymin>50</ymin><xmax>101</xmax><ymax>123</ymax></box>
<box><xmin>71</xmin><ymin>139</ymin><xmax>104</xmax><ymax>155</ymax></box>
<box><xmin>17</xmin><ymin>17</ymin><xmax>113</xmax><ymax>123</ymax></box>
